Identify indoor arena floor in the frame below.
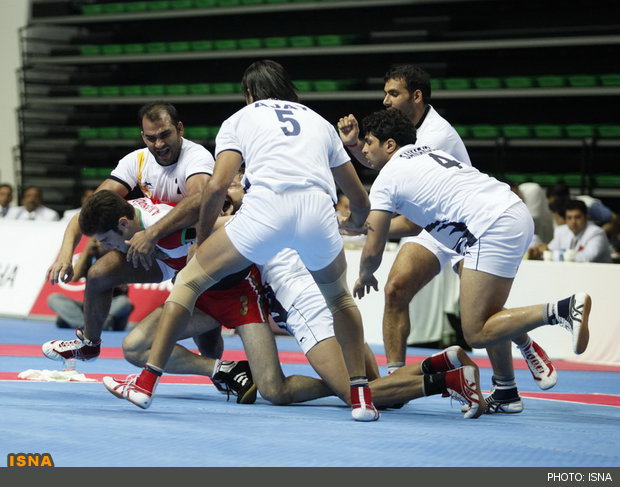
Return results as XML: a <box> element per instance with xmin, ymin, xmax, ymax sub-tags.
<box><xmin>1</xmin><ymin>317</ymin><xmax>618</xmax><ymax>468</ymax></box>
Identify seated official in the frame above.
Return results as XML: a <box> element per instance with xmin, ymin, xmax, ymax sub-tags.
<box><xmin>531</xmin><ymin>199</ymin><xmax>612</xmax><ymax>263</ymax></box>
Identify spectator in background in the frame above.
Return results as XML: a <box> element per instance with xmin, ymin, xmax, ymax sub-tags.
<box><xmin>546</xmin><ymin>182</ymin><xmax>616</xmax><ymax>230</ymax></box>
<box><xmin>62</xmin><ymin>188</ymin><xmax>96</xmax><ymax>222</ymax></box>
<box><xmin>532</xmin><ymin>199</ymin><xmax>612</xmax><ymax>263</ymax></box>
<box><xmin>518</xmin><ymin>182</ymin><xmax>555</xmax><ymax>244</ymax></box>
<box><xmin>6</xmin><ymin>186</ymin><xmax>59</xmax><ymax>221</ymax></box>
<box><xmin>47</xmin><ymin>237</ymin><xmax>134</xmax><ymax>331</ymax></box>
<box><xmin>0</xmin><ymin>183</ymin><xmax>13</xmax><ymax>218</ymax></box>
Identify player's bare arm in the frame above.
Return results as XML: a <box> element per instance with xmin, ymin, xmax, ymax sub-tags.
<box><xmin>46</xmin><ymin>178</ymin><xmax>128</xmax><ymax>284</ymax></box>
<box><xmin>354</xmin><ymin>210</ymin><xmax>391</xmax><ymax>299</ymax></box>
<box><xmin>195</xmin><ymin>151</ymin><xmax>242</xmax><ymax>245</ymax></box>
<box><xmin>125</xmin><ymin>173</ymin><xmax>210</xmax><ymax>270</ymax></box>
<box><xmin>331</xmin><ymin>161</ymin><xmax>370</xmax><ymax>229</ymax></box>
<box><xmin>388</xmin><ymin>215</ymin><xmax>423</xmax><ymax>239</ymax></box>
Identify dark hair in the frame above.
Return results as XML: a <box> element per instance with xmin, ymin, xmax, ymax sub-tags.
<box><xmin>21</xmin><ymin>185</ymin><xmax>42</xmax><ymax>198</ymax></box>
<box><xmin>138</xmin><ymin>102</ymin><xmax>180</xmax><ymax>128</ymax></box>
<box><xmin>564</xmin><ymin>199</ymin><xmax>588</xmax><ymax>216</ymax></box>
<box><xmin>79</xmin><ymin>190</ymin><xmax>135</xmax><ymax>236</ymax></box>
<box><xmin>361</xmin><ymin>109</ymin><xmax>417</xmax><ymax>146</ymax></box>
<box><xmin>242</xmin><ymin>59</ymin><xmax>299</xmax><ymax>103</ymax></box>
<box><xmin>546</xmin><ymin>182</ymin><xmax>570</xmax><ymax>199</ymax></box>
<box><xmin>384</xmin><ymin>65</ymin><xmax>431</xmax><ymax>104</ymax></box>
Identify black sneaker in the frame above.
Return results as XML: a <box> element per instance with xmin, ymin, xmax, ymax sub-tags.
<box><xmin>483</xmin><ymin>378</ymin><xmax>523</xmax><ymax>414</ymax></box>
<box><xmin>212</xmin><ymin>360</ymin><xmax>257</xmax><ymax>404</ymax></box>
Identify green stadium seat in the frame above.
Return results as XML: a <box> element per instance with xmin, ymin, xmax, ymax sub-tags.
<box><xmin>101</xmin><ymin>3</ymin><xmax>126</xmax><ymax>14</ymax></box>
<box><xmin>502</xmin><ymin>125</ymin><xmax>531</xmax><ymax>138</ymax></box>
<box><xmin>503</xmin><ymin>173</ymin><xmax>531</xmax><ymax>184</ymax></box>
<box><xmin>99</xmin><ymin>127</ymin><xmax>120</xmax><ymax>139</ymax></box>
<box><xmin>81</xmin><ymin>5</ymin><xmax>104</xmax><ymax>15</ymax></box>
<box><xmin>594</xmin><ymin>174</ymin><xmax>620</xmax><ymax>187</ymax></box>
<box><xmin>430</xmin><ymin>79</ymin><xmax>443</xmax><ymax>91</ymax></box>
<box><xmin>146</xmin><ymin>42</ymin><xmax>168</xmax><ymax>53</ymax></box>
<box><xmin>168</xmin><ymin>41</ymin><xmax>191</xmax><ymax>52</ymax></box>
<box><xmin>568</xmin><ymin>75</ymin><xmax>597</xmax><ymax>87</ymax></box>
<box><xmin>238</xmin><ymin>38</ymin><xmax>263</xmax><ymax>49</ymax></box>
<box><xmin>143</xmin><ymin>85</ymin><xmax>165</xmax><ymax>96</ymax></box>
<box><xmin>212</xmin><ymin>83</ymin><xmax>236</xmax><ymax>94</ymax></box>
<box><xmin>100</xmin><ymin>86</ymin><xmax>121</xmax><ymax>97</ymax></box>
<box><xmin>120</xmin><ymin>127</ymin><xmax>140</xmax><ymax>139</ymax></box>
<box><xmin>102</xmin><ymin>44</ymin><xmax>124</xmax><ymax>55</ymax></box>
<box><xmin>165</xmin><ymin>84</ymin><xmax>189</xmax><ymax>95</ymax></box>
<box><xmin>597</xmin><ymin>125</ymin><xmax>620</xmax><ymax>138</ymax></box>
<box><xmin>294</xmin><ymin>80</ymin><xmax>313</xmax><ymax>92</ymax></box>
<box><xmin>565</xmin><ymin>125</ymin><xmax>595</xmax><ymax>138</ymax></box>
<box><xmin>504</xmin><ymin>76</ymin><xmax>533</xmax><ymax>89</ymax></box>
<box><xmin>470</xmin><ymin>125</ymin><xmax>499</xmax><ymax>138</ymax></box>
<box><xmin>536</xmin><ymin>75</ymin><xmax>566</xmax><ymax>88</ymax></box>
<box><xmin>124</xmin><ymin>43</ymin><xmax>146</xmax><ymax>54</ymax></box>
<box><xmin>214</xmin><ymin>39</ymin><xmax>238</xmax><ymax>50</ymax></box>
<box><xmin>530</xmin><ymin>173</ymin><xmax>558</xmax><ymax>186</ymax></box>
<box><xmin>533</xmin><ymin>125</ymin><xmax>563</xmax><ymax>138</ymax></box>
<box><xmin>217</xmin><ymin>0</ymin><xmax>241</xmax><ymax>6</ymax></box>
<box><xmin>170</xmin><ymin>0</ymin><xmax>194</xmax><ymax>8</ymax></box>
<box><xmin>241</xmin><ymin>0</ymin><xmax>264</xmax><ymax>4</ymax></box>
<box><xmin>315</xmin><ymin>34</ymin><xmax>353</xmax><ymax>46</ymax></box>
<box><xmin>78</xmin><ymin>86</ymin><xmax>99</xmax><ymax>97</ymax></box>
<box><xmin>78</xmin><ymin>128</ymin><xmax>99</xmax><ymax>139</ymax></box>
<box><xmin>121</xmin><ymin>85</ymin><xmax>143</xmax><ymax>96</ymax></box>
<box><xmin>208</xmin><ymin>126</ymin><xmax>221</xmax><ymax>138</ymax></box>
<box><xmin>80</xmin><ymin>45</ymin><xmax>101</xmax><ymax>56</ymax></box>
<box><xmin>264</xmin><ymin>37</ymin><xmax>288</xmax><ymax>48</ymax></box>
<box><xmin>265</xmin><ymin>0</ymin><xmax>287</xmax><ymax>3</ymax></box>
<box><xmin>562</xmin><ymin>173</ymin><xmax>583</xmax><ymax>186</ymax></box>
<box><xmin>472</xmin><ymin>77</ymin><xmax>502</xmax><ymax>89</ymax></box>
<box><xmin>148</xmin><ymin>1</ymin><xmax>172</xmax><ymax>11</ymax></box>
<box><xmin>443</xmin><ymin>78</ymin><xmax>471</xmax><ymax>90</ymax></box>
<box><xmin>185</xmin><ymin>127</ymin><xmax>210</xmax><ymax>139</ymax></box>
<box><xmin>191</xmin><ymin>40</ymin><xmax>214</xmax><ymax>51</ymax></box>
<box><xmin>188</xmin><ymin>83</ymin><xmax>211</xmax><ymax>94</ymax></box>
<box><xmin>81</xmin><ymin>168</ymin><xmax>99</xmax><ymax>179</ymax></box>
<box><xmin>192</xmin><ymin>0</ymin><xmax>217</xmax><ymax>6</ymax></box>
<box><xmin>600</xmin><ymin>74</ymin><xmax>620</xmax><ymax>86</ymax></box>
<box><xmin>289</xmin><ymin>36</ymin><xmax>314</xmax><ymax>48</ymax></box>
<box><xmin>124</xmin><ymin>2</ymin><xmax>150</xmax><ymax>13</ymax></box>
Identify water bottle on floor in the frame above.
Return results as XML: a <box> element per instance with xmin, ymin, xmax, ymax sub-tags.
<box><xmin>63</xmin><ymin>358</ymin><xmax>77</xmax><ymax>372</ymax></box>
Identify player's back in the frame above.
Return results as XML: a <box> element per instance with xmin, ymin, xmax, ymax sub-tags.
<box><xmin>216</xmin><ymin>99</ymin><xmax>348</xmax><ymax>200</ymax></box>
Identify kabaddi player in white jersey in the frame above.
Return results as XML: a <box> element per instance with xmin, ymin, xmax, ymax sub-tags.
<box><xmin>43</xmin><ymin>102</ymin><xmax>219</xmax><ymax>363</ymax></box>
<box><xmin>349</xmin><ymin>110</ymin><xmax>591</xmax><ymax>402</ymax></box>
<box><xmin>105</xmin><ymin>60</ymin><xmax>379</xmax><ymax>421</ymax></box>
<box><xmin>338</xmin><ymin>65</ymin><xmax>557</xmax><ymax>413</ymax></box>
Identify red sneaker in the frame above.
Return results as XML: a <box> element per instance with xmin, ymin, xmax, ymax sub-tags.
<box><xmin>42</xmin><ymin>335</ymin><xmax>100</xmax><ymax>362</ymax></box>
<box><xmin>520</xmin><ymin>340</ymin><xmax>557</xmax><ymax>390</ymax></box>
<box><xmin>445</xmin><ymin>365</ymin><xmax>485</xmax><ymax>419</ymax></box>
<box><xmin>350</xmin><ymin>385</ymin><xmax>380</xmax><ymax>422</ymax></box>
<box><xmin>103</xmin><ymin>373</ymin><xmax>158</xmax><ymax>409</ymax></box>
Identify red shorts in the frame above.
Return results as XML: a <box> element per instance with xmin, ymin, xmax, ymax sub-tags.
<box><xmin>194</xmin><ymin>265</ymin><xmax>268</xmax><ymax>329</ymax></box>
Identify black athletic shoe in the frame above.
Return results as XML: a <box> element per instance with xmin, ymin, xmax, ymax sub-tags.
<box><xmin>212</xmin><ymin>360</ymin><xmax>257</xmax><ymax>404</ymax></box>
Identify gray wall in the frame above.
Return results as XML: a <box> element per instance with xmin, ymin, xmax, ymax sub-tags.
<box><xmin>0</xmin><ymin>0</ymin><xmax>29</xmax><ymax>202</ymax></box>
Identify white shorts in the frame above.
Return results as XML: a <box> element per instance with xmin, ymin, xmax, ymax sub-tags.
<box><xmin>463</xmin><ymin>202</ymin><xmax>534</xmax><ymax>278</ymax></box>
<box><xmin>156</xmin><ymin>261</ymin><xmax>177</xmax><ymax>282</ymax></box>
<box><xmin>225</xmin><ymin>188</ymin><xmax>342</xmax><ymax>271</ymax></box>
<box><xmin>400</xmin><ymin>230</ymin><xmax>461</xmax><ymax>270</ymax></box>
<box><xmin>274</xmin><ymin>284</ymin><xmax>335</xmax><ymax>355</ymax></box>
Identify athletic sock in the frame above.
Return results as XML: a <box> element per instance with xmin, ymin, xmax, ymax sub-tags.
<box><xmin>544</xmin><ymin>297</ymin><xmax>570</xmax><ymax>325</ymax></box>
<box><xmin>350</xmin><ymin>376</ymin><xmax>369</xmax><ymax>388</ymax></box>
<box><xmin>490</xmin><ymin>376</ymin><xmax>518</xmax><ymax>400</ymax></box>
<box><xmin>423</xmin><ymin>372</ymin><xmax>447</xmax><ymax>396</ymax></box>
<box><xmin>387</xmin><ymin>362</ymin><xmax>405</xmax><ymax>375</ymax></box>
<box><xmin>516</xmin><ymin>335</ymin><xmax>533</xmax><ymax>350</ymax></box>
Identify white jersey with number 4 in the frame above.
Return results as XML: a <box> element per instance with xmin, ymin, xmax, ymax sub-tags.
<box><xmin>370</xmin><ymin>145</ymin><xmax>521</xmax><ymax>254</ymax></box>
<box><xmin>110</xmin><ymin>138</ymin><xmax>214</xmax><ymax>204</ymax></box>
<box><xmin>216</xmin><ymin>99</ymin><xmax>349</xmax><ymax>203</ymax></box>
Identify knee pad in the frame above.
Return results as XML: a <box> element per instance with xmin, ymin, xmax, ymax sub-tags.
<box><xmin>316</xmin><ymin>270</ymin><xmax>357</xmax><ymax>315</ymax></box>
<box><xmin>166</xmin><ymin>257</ymin><xmax>217</xmax><ymax>312</ymax></box>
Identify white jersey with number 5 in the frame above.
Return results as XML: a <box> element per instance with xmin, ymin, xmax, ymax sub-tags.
<box><xmin>370</xmin><ymin>145</ymin><xmax>521</xmax><ymax>253</ymax></box>
<box><xmin>215</xmin><ymin>99</ymin><xmax>349</xmax><ymax>203</ymax></box>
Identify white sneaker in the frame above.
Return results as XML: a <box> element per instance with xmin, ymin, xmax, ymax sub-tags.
<box><xmin>350</xmin><ymin>385</ymin><xmax>380</xmax><ymax>422</ymax></box>
<box><xmin>103</xmin><ymin>375</ymin><xmax>154</xmax><ymax>409</ymax></box>
<box><xmin>445</xmin><ymin>366</ymin><xmax>485</xmax><ymax>419</ymax></box>
<box><xmin>519</xmin><ymin>340</ymin><xmax>558</xmax><ymax>390</ymax></box>
<box><xmin>557</xmin><ymin>293</ymin><xmax>591</xmax><ymax>354</ymax></box>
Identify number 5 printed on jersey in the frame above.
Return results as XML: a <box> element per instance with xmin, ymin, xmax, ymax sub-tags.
<box><xmin>276</xmin><ymin>109</ymin><xmax>300</xmax><ymax>136</ymax></box>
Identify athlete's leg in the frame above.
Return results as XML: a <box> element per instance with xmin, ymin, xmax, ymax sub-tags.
<box><xmin>238</xmin><ymin>322</ymin><xmax>333</xmax><ymax>405</ymax></box>
<box><xmin>123</xmin><ymin>305</ymin><xmax>221</xmax><ymax>376</ymax></box>
<box><xmin>383</xmin><ymin>242</ymin><xmax>440</xmax><ymax>367</ymax></box>
<box><xmin>83</xmin><ymin>250</ymin><xmax>163</xmax><ymax>342</ymax></box>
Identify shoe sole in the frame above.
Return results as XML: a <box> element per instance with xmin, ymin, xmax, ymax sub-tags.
<box><xmin>237</xmin><ymin>384</ymin><xmax>258</xmax><ymax>404</ymax></box>
<box><xmin>574</xmin><ymin>294</ymin><xmax>591</xmax><ymax>355</ymax></box>
<box><xmin>521</xmin><ymin>343</ymin><xmax>558</xmax><ymax>391</ymax></box>
<box><xmin>103</xmin><ymin>377</ymin><xmax>151</xmax><ymax>409</ymax></box>
<box><xmin>467</xmin><ymin>366</ymin><xmax>486</xmax><ymax>419</ymax></box>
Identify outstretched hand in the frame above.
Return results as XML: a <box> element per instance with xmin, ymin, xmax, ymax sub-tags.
<box><xmin>353</xmin><ymin>275</ymin><xmax>378</xmax><ymax>299</ymax></box>
<box><xmin>46</xmin><ymin>259</ymin><xmax>74</xmax><ymax>285</ymax></box>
